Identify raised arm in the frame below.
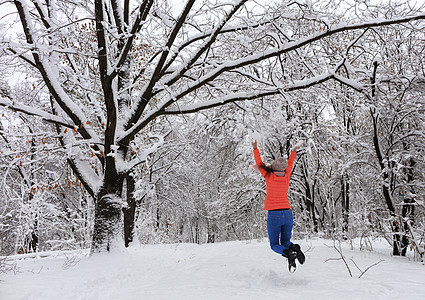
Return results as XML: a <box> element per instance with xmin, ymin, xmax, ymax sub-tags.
<box><xmin>252</xmin><ymin>140</ymin><xmax>267</xmax><ymax>177</ymax></box>
<box><xmin>285</xmin><ymin>140</ymin><xmax>303</xmax><ymax>176</ymax></box>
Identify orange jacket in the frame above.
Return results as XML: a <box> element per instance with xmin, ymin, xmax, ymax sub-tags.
<box><xmin>253</xmin><ymin>147</ymin><xmax>297</xmax><ymax>210</ymax></box>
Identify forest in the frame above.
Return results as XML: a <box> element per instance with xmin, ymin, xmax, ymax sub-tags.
<box><xmin>0</xmin><ymin>0</ymin><xmax>424</xmax><ymax>260</ymax></box>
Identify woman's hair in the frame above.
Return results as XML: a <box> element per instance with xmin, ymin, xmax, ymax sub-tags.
<box><xmin>258</xmin><ymin>163</ymin><xmax>274</xmax><ymax>174</ymax></box>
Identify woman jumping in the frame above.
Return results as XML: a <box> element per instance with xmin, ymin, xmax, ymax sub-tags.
<box><xmin>252</xmin><ymin>140</ymin><xmax>305</xmax><ymax>272</ymax></box>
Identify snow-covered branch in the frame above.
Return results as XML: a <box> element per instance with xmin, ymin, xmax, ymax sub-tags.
<box><xmin>157</xmin><ymin>0</ymin><xmax>249</xmax><ymax>92</ymax></box>
<box><xmin>160</xmin><ymin>16</ymin><xmax>281</xmax><ymax>74</ymax></box>
<box><xmin>109</xmin><ymin>0</ymin><xmax>154</xmax><ymax>79</ymax></box>
<box><xmin>13</xmin><ymin>0</ymin><xmax>101</xmax><ymax>145</ymax></box>
<box><xmin>66</xmin><ymin>154</ymin><xmax>102</xmax><ymax>199</ymax></box>
<box><xmin>0</xmin><ymin>96</ymin><xmax>74</xmax><ymax>129</ymax></box>
<box><xmin>154</xmin><ymin>12</ymin><xmax>425</xmax><ymax>106</ymax></box>
<box><xmin>163</xmin><ymin>89</ymin><xmax>279</xmax><ymax>115</ymax></box>
<box><xmin>126</xmin><ymin>12</ymin><xmax>425</xmax><ymax>140</ymax></box>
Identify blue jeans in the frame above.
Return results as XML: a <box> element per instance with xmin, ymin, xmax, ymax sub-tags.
<box><xmin>267</xmin><ymin>210</ymin><xmax>293</xmax><ymax>255</ymax></box>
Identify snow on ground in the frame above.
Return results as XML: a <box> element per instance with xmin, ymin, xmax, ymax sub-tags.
<box><xmin>1</xmin><ymin>238</ymin><xmax>424</xmax><ymax>300</ymax></box>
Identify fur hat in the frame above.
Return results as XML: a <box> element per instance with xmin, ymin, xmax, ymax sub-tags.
<box><xmin>271</xmin><ymin>157</ymin><xmax>287</xmax><ymax>172</ymax></box>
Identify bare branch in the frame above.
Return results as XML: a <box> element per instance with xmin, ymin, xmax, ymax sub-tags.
<box><xmin>324</xmin><ymin>242</ymin><xmax>353</xmax><ymax>277</ymax></box>
<box><xmin>13</xmin><ymin>0</ymin><xmax>100</xmax><ymax>143</ymax></box>
<box><xmin>350</xmin><ymin>258</ymin><xmax>385</xmax><ymax>279</ymax></box>
<box><xmin>124</xmin><ymin>0</ymin><xmax>196</xmax><ymax>131</ymax></box>
<box><xmin>0</xmin><ymin>97</ymin><xmax>74</xmax><ymax>129</ymax></box>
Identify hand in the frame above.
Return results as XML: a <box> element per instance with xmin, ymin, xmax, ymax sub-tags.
<box><xmin>293</xmin><ymin>140</ymin><xmax>304</xmax><ymax>152</ymax></box>
<box><xmin>251</xmin><ymin>140</ymin><xmax>258</xmax><ymax>149</ymax></box>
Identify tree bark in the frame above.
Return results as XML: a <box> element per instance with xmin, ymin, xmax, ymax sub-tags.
<box><xmin>398</xmin><ymin>157</ymin><xmax>416</xmax><ymax>256</ymax></box>
<box><xmin>341</xmin><ymin>174</ymin><xmax>349</xmax><ymax>234</ymax></box>
<box><xmin>123</xmin><ymin>174</ymin><xmax>137</xmax><ymax>247</ymax></box>
<box><xmin>91</xmin><ymin>191</ymin><xmax>123</xmax><ymax>253</ymax></box>
<box><xmin>302</xmin><ymin>156</ymin><xmax>318</xmax><ymax>233</ymax></box>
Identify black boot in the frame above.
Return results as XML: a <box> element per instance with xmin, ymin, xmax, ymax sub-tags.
<box><xmin>283</xmin><ymin>248</ymin><xmax>297</xmax><ymax>273</ymax></box>
<box><xmin>289</xmin><ymin>244</ymin><xmax>305</xmax><ymax>265</ymax></box>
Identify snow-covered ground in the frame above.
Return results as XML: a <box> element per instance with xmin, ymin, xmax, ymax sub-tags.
<box><xmin>1</xmin><ymin>238</ymin><xmax>424</xmax><ymax>300</ymax></box>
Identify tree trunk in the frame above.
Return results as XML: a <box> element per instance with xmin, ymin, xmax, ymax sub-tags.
<box><xmin>401</xmin><ymin>196</ymin><xmax>415</xmax><ymax>256</ymax></box>
<box><xmin>396</xmin><ymin>157</ymin><xmax>416</xmax><ymax>256</ymax></box>
<box><xmin>302</xmin><ymin>156</ymin><xmax>318</xmax><ymax>233</ymax></box>
<box><xmin>371</xmin><ymin>111</ymin><xmax>399</xmax><ymax>255</ymax></box>
<box><xmin>207</xmin><ymin>220</ymin><xmax>216</xmax><ymax>243</ymax></box>
<box><xmin>91</xmin><ymin>158</ymin><xmax>124</xmax><ymax>252</ymax></box>
<box><xmin>123</xmin><ymin>174</ymin><xmax>137</xmax><ymax>247</ymax></box>
<box><xmin>91</xmin><ymin>192</ymin><xmax>123</xmax><ymax>252</ymax></box>
<box><xmin>341</xmin><ymin>174</ymin><xmax>349</xmax><ymax>234</ymax></box>
<box><xmin>30</xmin><ymin>219</ymin><xmax>39</xmax><ymax>252</ymax></box>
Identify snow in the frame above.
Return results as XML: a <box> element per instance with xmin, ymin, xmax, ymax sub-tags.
<box><xmin>1</xmin><ymin>238</ymin><xmax>424</xmax><ymax>300</ymax></box>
